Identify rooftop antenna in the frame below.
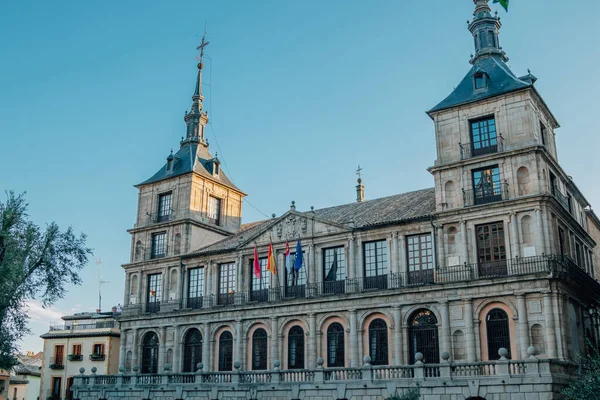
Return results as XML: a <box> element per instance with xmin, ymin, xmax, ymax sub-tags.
<box><xmin>96</xmin><ymin>259</ymin><xmax>109</xmax><ymax>312</ymax></box>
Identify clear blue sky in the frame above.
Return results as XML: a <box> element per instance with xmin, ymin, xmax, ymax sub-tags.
<box><xmin>1</xmin><ymin>0</ymin><xmax>599</xmax><ymax>352</ymax></box>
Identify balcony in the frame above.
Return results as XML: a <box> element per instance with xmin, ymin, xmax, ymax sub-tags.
<box><xmin>146</xmin><ymin>301</ymin><xmax>161</xmax><ymax>313</ymax></box>
<box><xmin>462</xmin><ymin>182</ymin><xmax>509</xmax><ymax>207</ymax></box>
<box><xmin>460</xmin><ymin>134</ymin><xmax>504</xmax><ymax>160</ymax></box>
<box><xmin>186</xmin><ymin>296</ymin><xmax>204</xmax><ymax>310</ymax></box>
<box><xmin>89</xmin><ymin>353</ymin><xmax>106</xmax><ymax>361</ymax></box>
<box><xmin>67</xmin><ymin>354</ymin><xmax>83</xmax><ymax>361</ymax></box>
<box><xmin>49</xmin><ymin>357</ymin><xmax>64</xmax><ymax>370</ymax></box>
<box><xmin>552</xmin><ymin>187</ymin><xmax>572</xmax><ymax>214</ymax></box>
<box><xmin>50</xmin><ymin>321</ymin><xmax>116</xmax><ymax>331</ymax></box>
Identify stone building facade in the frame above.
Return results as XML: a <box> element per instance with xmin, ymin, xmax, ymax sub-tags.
<box><xmin>74</xmin><ymin>1</ymin><xmax>600</xmax><ymax>399</ymax></box>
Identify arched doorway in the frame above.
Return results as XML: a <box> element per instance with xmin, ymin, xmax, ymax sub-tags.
<box><xmin>409</xmin><ymin>309</ymin><xmax>439</xmax><ymax>364</ymax></box>
<box><xmin>251</xmin><ymin>329</ymin><xmax>268</xmax><ymax>370</ymax></box>
<box><xmin>327</xmin><ymin>323</ymin><xmax>345</xmax><ymax>367</ymax></box>
<box><xmin>288</xmin><ymin>326</ymin><xmax>305</xmax><ymax>369</ymax></box>
<box><xmin>218</xmin><ymin>331</ymin><xmax>233</xmax><ymax>371</ymax></box>
<box><xmin>183</xmin><ymin>328</ymin><xmax>202</xmax><ymax>372</ymax></box>
<box><xmin>368</xmin><ymin>319</ymin><xmax>389</xmax><ymax>366</ymax></box>
<box><xmin>486</xmin><ymin>308</ymin><xmax>511</xmax><ymax>360</ymax></box>
<box><xmin>141</xmin><ymin>332</ymin><xmax>159</xmax><ymax>373</ymax></box>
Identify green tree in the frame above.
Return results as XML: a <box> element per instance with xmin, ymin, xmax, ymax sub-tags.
<box><xmin>563</xmin><ymin>350</ymin><xmax>600</xmax><ymax>400</ymax></box>
<box><xmin>0</xmin><ymin>192</ymin><xmax>91</xmax><ymax>369</ymax></box>
<box><xmin>386</xmin><ymin>386</ymin><xmax>420</xmax><ymax>400</ymax></box>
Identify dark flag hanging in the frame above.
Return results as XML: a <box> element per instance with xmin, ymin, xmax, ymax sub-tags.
<box><xmin>325</xmin><ymin>250</ymin><xmax>338</xmax><ymax>281</ymax></box>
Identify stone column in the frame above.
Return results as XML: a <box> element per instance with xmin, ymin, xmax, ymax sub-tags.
<box><xmin>460</xmin><ymin>221</ymin><xmax>469</xmax><ymax>265</ymax></box>
<box><xmin>308</xmin><ymin>244</ymin><xmax>316</xmax><ymax>285</ymax></box>
<box><xmin>391</xmin><ymin>232</ymin><xmax>399</xmax><ymax>275</ymax></box>
<box><xmin>440</xmin><ymin>301</ymin><xmax>451</xmax><ymax>358</ymax></box>
<box><xmin>349</xmin><ymin>310</ymin><xmax>358</xmax><ymax>367</ymax></box>
<box><xmin>308</xmin><ymin>313</ymin><xmax>317</xmax><ymax>368</ymax></box>
<box><xmin>202</xmin><ymin>324</ymin><xmax>211</xmax><ymax>372</ymax></box>
<box><xmin>163</xmin><ymin>267</ymin><xmax>170</xmax><ymax>303</ymax></box>
<box><xmin>124</xmin><ymin>274</ymin><xmax>131</xmax><ymax>306</ymax></box>
<box><xmin>270</xmin><ymin>317</ymin><xmax>279</xmax><ymax>368</ymax></box>
<box><xmin>541</xmin><ymin>206</ymin><xmax>551</xmax><ymax>257</ymax></box>
<box><xmin>402</xmin><ymin>325</ymin><xmax>409</xmax><ymax>364</ymax></box>
<box><xmin>236</xmin><ymin>255</ymin><xmax>243</xmax><ymax>293</ymax></box>
<box><xmin>399</xmin><ymin>235</ymin><xmax>407</xmax><ymax>278</ymax></box>
<box><xmin>278</xmin><ymin>252</ymin><xmax>286</xmax><ymax>288</ymax></box>
<box><xmin>437</xmin><ymin>226</ymin><xmax>445</xmax><ymax>268</ymax></box>
<box><xmin>235</xmin><ymin>320</ymin><xmax>243</xmax><ymax>369</ymax></box>
<box><xmin>465</xmin><ymin>299</ymin><xmax>476</xmax><ymax>362</ymax></box>
<box><xmin>552</xmin><ymin>292</ymin><xmax>564</xmax><ymax>359</ymax></box>
<box><xmin>137</xmin><ymin>272</ymin><xmax>143</xmax><ymax>306</ymax></box>
<box><xmin>393</xmin><ymin>306</ymin><xmax>402</xmax><ymax>365</ymax></box>
<box><xmin>510</xmin><ymin>213</ymin><xmax>520</xmax><ymax>258</ymax></box>
<box><xmin>543</xmin><ymin>292</ymin><xmax>558</xmax><ymax>358</ymax></box>
<box><xmin>172</xmin><ymin>325</ymin><xmax>181</xmax><ymax>372</ymax></box>
<box><xmin>535</xmin><ymin>209</ymin><xmax>545</xmax><ymax>255</ymax></box>
<box><xmin>356</xmin><ymin>239</ymin><xmax>364</xmax><ymax>279</ymax></box>
<box><xmin>516</xmin><ymin>294</ymin><xmax>529</xmax><ymax>360</ymax></box>
<box><xmin>119</xmin><ymin>328</ymin><xmax>127</xmax><ymax>369</ymax></box>
<box><xmin>158</xmin><ymin>326</ymin><xmax>167</xmax><ymax>371</ymax></box>
<box><xmin>132</xmin><ymin>328</ymin><xmax>139</xmax><ymax>369</ymax></box>
<box><xmin>348</xmin><ymin>237</ymin><xmax>356</xmax><ymax>279</ymax></box>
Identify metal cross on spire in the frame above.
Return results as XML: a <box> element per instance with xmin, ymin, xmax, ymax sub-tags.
<box><xmin>356</xmin><ymin>165</ymin><xmax>363</xmax><ymax>180</ymax></box>
<box><xmin>196</xmin><ymin>33</ymin><xmax>210</xmax><ymax>63</ymax></box>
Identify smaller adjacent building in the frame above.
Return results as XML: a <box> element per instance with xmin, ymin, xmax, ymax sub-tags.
<box><xmin>9</xmin><ymin>352</ymin><xmax>43</xmax><ymax>400</ymax></box>
<box><xmin>39</xmin><ymin>311</ymin><xmax>120</xmax><ymax>400</ymax></box>
<box><xmin>0</xmin><ymin>370</ymin><xmax>9</xmax><ymax>400</ymax></box>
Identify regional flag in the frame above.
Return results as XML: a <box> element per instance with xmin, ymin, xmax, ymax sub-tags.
<box><xmin>493</xmin><ymin>0</ymin><xmax>509</xmax><ymax>11</ymax></box>
<box><xmin>285</xmin><ymin>241</ymin><xmax>292</xmax><ymax>273</ymax></box>
<box><xmin>294</xmin><ymin>240</ymin><xmax>303</xmax><ymax>271</ymax></box>
<box><xmin>253</xmin><ymin>246</ymin><xmax>261</xmax><ymax>278</ymax></box>
<box><xmin>267</xmin><ymin>243</ymin><xmax>277</xmax><ymax>275</ymax></box>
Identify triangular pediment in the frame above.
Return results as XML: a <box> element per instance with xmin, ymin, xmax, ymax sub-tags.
<box><xmin>239</xmin><ymin>211</ymin><xmax>350</xmax><ymax>249</ymax></box>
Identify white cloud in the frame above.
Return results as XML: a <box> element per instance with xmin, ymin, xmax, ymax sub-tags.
<box><xmin>25</xmin><ymin>300</ymin><xmax>67</xmax><ymax>326</ymax></box>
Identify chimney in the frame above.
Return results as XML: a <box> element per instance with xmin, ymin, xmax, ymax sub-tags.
<box><xmin>356</xmin><ymin>178</ymin><xmax>364</xmax><ymax>203</ymax></box>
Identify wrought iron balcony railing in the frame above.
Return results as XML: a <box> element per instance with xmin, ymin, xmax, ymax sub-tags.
<box><xmin>460</xmin><ymin>134</ymin><xmax>504</xmax><ymax>160</ymax></box>
<box><xmin>462</xmin><ymin>181</ymin><xmax>509</xmax><ymax>207</ymax></box>
<box><xmin>49</xmin><ymin>357</ymin><xmax>64</xmax><ymax>370</ymax></box>
<box><xmin>49</xmin><ymin>321</ymin><xmax>116</xmax><ymax>331</ymax></box>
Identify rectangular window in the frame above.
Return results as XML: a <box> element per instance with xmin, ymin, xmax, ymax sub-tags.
<box><xmin>92</xmin><ymin>343</ymin><xmax>105</xmax><ymax>355</ymax></box>
<box><xmin>488</xmin><ymin>31</ymin><xmax>496</xmax><ymax>47</ymax></box>
<box><xmin>147</xmin><ymin>273</ymin><xmax>162</xmax><ymax>313</ymax></box>
<box><xmin>285</xmin><ymin>252</ymin><xmax>307</xmax><ymax>298</ymax></box>
<box><xmin>157</xmin><ymin>192</ymin><xmax>172</xmax><ymax>222</ymax></box>
<box><xmin>540</xmin><ymin>121</ymin><xmax>547</xmax><ymax>145</ymax></box>
<box><xmin>187</xmin><ymin>267</ymin><xmax>205</xmax><ymax>309</ymax></box>
<box><xmin>549</xmin><ymin>172</ymin><xmax>557</xmax><ymax>196</ymax></box>
<box><xmin>558</xmin><ymin>227</ymin><xmax>566</xmax><ymax>257</ymax></box>
<box><xmin>474</xmin><ymin>74</ymin><xmax>485</xmax><ymax>89</ymax></box>
<box><xmin>476</xmin><ymin>221</ymin><xmax>507</xmax><ymax>277</ymax></box>
<box><xmin>54</xmin><ymin>345</ymin><xmax>64</xmax><ymax>366</ymax></box>
<box><xmin>472</xmin><ymin>166</ymin><xmax>502</xmax><ymax>205</ymax></box>
<box><xmin>72</xmin><ymin>344</ymin><xmax>82</xmax><ymax>355</ymax></box>
<box><xmin>470</xmin><ymin>116</ymin><xmax>498</xmax><ymax>157</ymax></box>
<box><xmin>323</xmin><ymin>247</ymin><xmax>346</xmax><ymax>295</ymax></box>
<box><xmin>151</xmin><ymin>232</ymin><xmax>167</xmax><ymax>258</ymax></box>
<box><xmin>363</xmin><ymin>240</ymin><xmax>388</xmax><ymax>290</ymax></box>
<box><xmin>51</xmin><ymin>377</ymin><xmax>61</xmax><ymax>399</ymax></box>
<box><xmin>208</xmin><ymin>196</ymin><xmax>222</xmax><ymax>226</ymax></box>
<box><xmin>407</xmin><ymin>234</ymin><xmax>434</xmax><ymax>285</ymax></box>
<box><xmin>218</xmin><ymin>263</ymin><xmax>236</xmax><ymax>306</ymax></box>
<box><xmin>250</xmin><ymin>258</ymin><xmax>269</xmax><ymax>302</ymax></box>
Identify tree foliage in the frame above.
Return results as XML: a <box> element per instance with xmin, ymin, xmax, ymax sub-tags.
<box><xmin>563</xmin><ymin>350</ymin><xmax>600</xmax><ymax>400</ymax></box>
<box><xmin>386</xmin><ymin>386</ymin><xmax>420</xmax><ymax>400</ymax></box>
<box><xmin>0</xmin><ymin>192</ymin><xmax>91</xmax><ymax>369</ymax></box>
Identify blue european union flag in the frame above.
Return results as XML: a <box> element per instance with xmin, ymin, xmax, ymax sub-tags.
<box><xmin>294</xmin><ymin>240</ymin><xmax>303</xmax><ymax>271</ymax></box>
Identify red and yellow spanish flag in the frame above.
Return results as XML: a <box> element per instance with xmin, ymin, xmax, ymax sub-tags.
<box><xmin>266</xmin><ymin>243</ymin><xmax>277</xmax><ymax>275</ymax></box>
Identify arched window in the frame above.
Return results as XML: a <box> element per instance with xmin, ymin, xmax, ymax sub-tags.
<box><xmin>531</xmin><ymin>324</ymin><xmax>545</xmax><ymax>356</ymax></box>
<box><xmin>174</xmin><ymin>233</ymin><xmax>182</xmax><ymax>256</ymax></box>
<box><xmin>288</xmin><ymin>326</ymin><xmax>305</xmax><ymax>369</ymax></box>
<box><xmin>409</xmin><ymin>309</ymin><xmax>439</xmax><ymax>364</ymax></box>
<box><xmin>447</xmin><ymin>227</ymin><xmax>458</xmax><ymax>255</ymax></box>
<box><xmin>486</xmin><ymin>308</ymin><xmax>511</xmax><ymax>360</ymax></box>
<box><xmin>445</xmin><ymin>181</ymin><xmax>456</xmax><ymax>208</ymax></box>
<box><xmin>252</xmin><ymin>329</ymin><xmax>268</xmax><ymax>370</ymax></box>
<box><xmin>141</xmin><ymin>332</ymin><xmax>159</xmax><ymax>373</ymax></box>
<box><xmin>169</xmin><ymin>269</ymin><xmax>178</xmax><ymax>299</ymax></box>
<box><xmin>521</xmin><ymin>215</ymin><xmax>534</xmax><ymax>246</ymax></box>
<box><xmin>130</xmin><ymin>275</ymin><xmax>138</xmax><ymax>297</ymax></box>
<box><xmin>327</xmin><ymin>323</ymin><xmax>345</xmax><ymax>367</ymax></box>
<box><xmin>183</xmin><ymin>329</ymin><xmax>202</xmax><ymax>372</ymax></box>
<box><xmin>135</xmin><ymin>241</ymin><xmax>143</xmax><ymax>261</ymax></box>
<box><xmin>453</xmin><ymin>330</ymin><xmax>465</xmax><ymax>360</ymax></box>
<box><xmin>368</xmin><ymin>319</ymin><xmax>389</xmax><ymax>366</ymax></box>
<box><xmin>517</xmin><ymin>167</ymin><xmax>530</xmax><ymax>196</ymax></box>
<box><xmin>218</xmin><ymin>331</ymin><xmax>233</xmax><ymax>371</ymax></box>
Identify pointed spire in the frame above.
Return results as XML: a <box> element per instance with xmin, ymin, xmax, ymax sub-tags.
<box><xmin>468</xmin><ymin>0</ymin><xmax>508</xmax><ymax>64</ymax></box>
<box><xmin>181</xmin><ymin>35</ymin><xmax>210</xmax><ymax>147</ymax></box>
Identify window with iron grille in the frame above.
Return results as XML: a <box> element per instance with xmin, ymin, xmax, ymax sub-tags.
<box><xmin>157</xmin><ymin>192</ymin><xmax>172</xmax><ymax>222</ymax></box>
<box><xmin>183</xmin><ymin>329</ymin><xmax>202</xmax><ymax>372</ymax></box>
<box><xmin>147</xmin><ymin>273</ymin><xmax>162</xmax><ymax>312</ymax></box>
<box><xmin>323</xmin><ymin>247</ymin><xmax>346</xmax><ymax>295</ymax></box>
<box><xmin>218</xmin><ymin>263</ymin><xmax>236</xmax><ymax>306</ymax></box>
<box><xmin>288</xmin><ymin>326</ymin><xmax>305</xmax><ymax>369</ymax></box>
<box><xmin>364</xmin><ymin>240</ymin><xmax>388</xmax><ymax>290</ymax></box>
<box><xmin>408</xmin><ymin>309</ymin><xmax>439</xmax><ymax>364</ymax></box>
<box><xmin>151</xmin><ymin>232</ymin><xmax>166</xmax><ymax>258</ymax></box>
<box><xmin>285</xmin><ymin>252</ymin><xmax>306</xmax><ymax>298</ymax></box>
<box><xmin>407</xmin><ymin>234</ymin><xmax>434</xmax><ymax>285</ymax></box>
<box><xmin>187</xmin><ymin>268</ymin><xmax>204</xmax><ymax>309</ymax></box>
<box><xmin>142</xmin><ymin>332</ymin><xmax>159</xmax><ymax>374</ymax></box>
<box><xmin>218</xmin><ymin>331</ymin><xmax>233</xmax><ymax>371</ymax></box>
<box><xmin>476</xmin><ymin>222</ymin><xmax>507</xmax><ymax>277</ymax></box>
<box><xmin>486</xmin><ymin>308</ymin><xmax>511</xmax><ymax>360</ymax></box>
<box><xmin>252</xmin><ymin>329</ymin><xmax>268</xmax><ymax>370</ymax></box>
<box><xmin>472</xmin><ymin>166</ymin><xmax>502</xmax><ymax>205</ymax></box>
<box><xmin>208</xmin><ymin>196</ymin><xmax>221</xmax><ymax>226</ymax></box>
<box><xmin>250</xmin><ymin>258</ymin><xmax>269</xmax><ymax>302</ymax></box>
<box><xmin>470</xmin><ymin>116</ymin><xmax>498</xmax><ymax>156</ymax></box>
<box><xmin>369</xmin><ymin>319</ymin><xmax>389</xmax><ymax>366</ymax></box>
<box><xmin>327</xmin><ymin>323</ymin><xmax>345</xmax><ymax>367</ymax></box>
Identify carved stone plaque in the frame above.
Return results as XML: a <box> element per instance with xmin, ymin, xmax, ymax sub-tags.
<box><xmin>450</xmin><ymin>305</ymin><xmax>463</xmax><ymax>320</ymax></box>
<box><xmin>528</xmin><ymin>300</ymin><xmax>542</xmax><ymax>314</ymax></box>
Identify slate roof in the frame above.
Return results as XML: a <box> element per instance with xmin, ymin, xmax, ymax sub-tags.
<box><xmin>187</xmin><ymin>187</ymin><xmax>436</xmax><ymax>256</ymax></box>
<box><xmin>428</xmin><ymin>56</ymin><xmax>532</xmax><ymax>114</ymax></box>
<box><xmin>138</xmin><ymin>144</ymin><xmax>242</xmax><ymax>192</ymax></box>
<box><xmin>13</xmin><ymin>364</ymin><xmax>41</xmax><ymax>377</ymax></box>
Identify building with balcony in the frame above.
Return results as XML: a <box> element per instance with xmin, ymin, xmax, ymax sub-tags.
<box><xmin>40</xmin><ymin>311</ymin><xmax>120</xmax><ymax>400</ymax></box>
<box><xmin>73</xmin><ymin>1</ymin><xmax>600</xmax><ymax>399</ymax></box>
